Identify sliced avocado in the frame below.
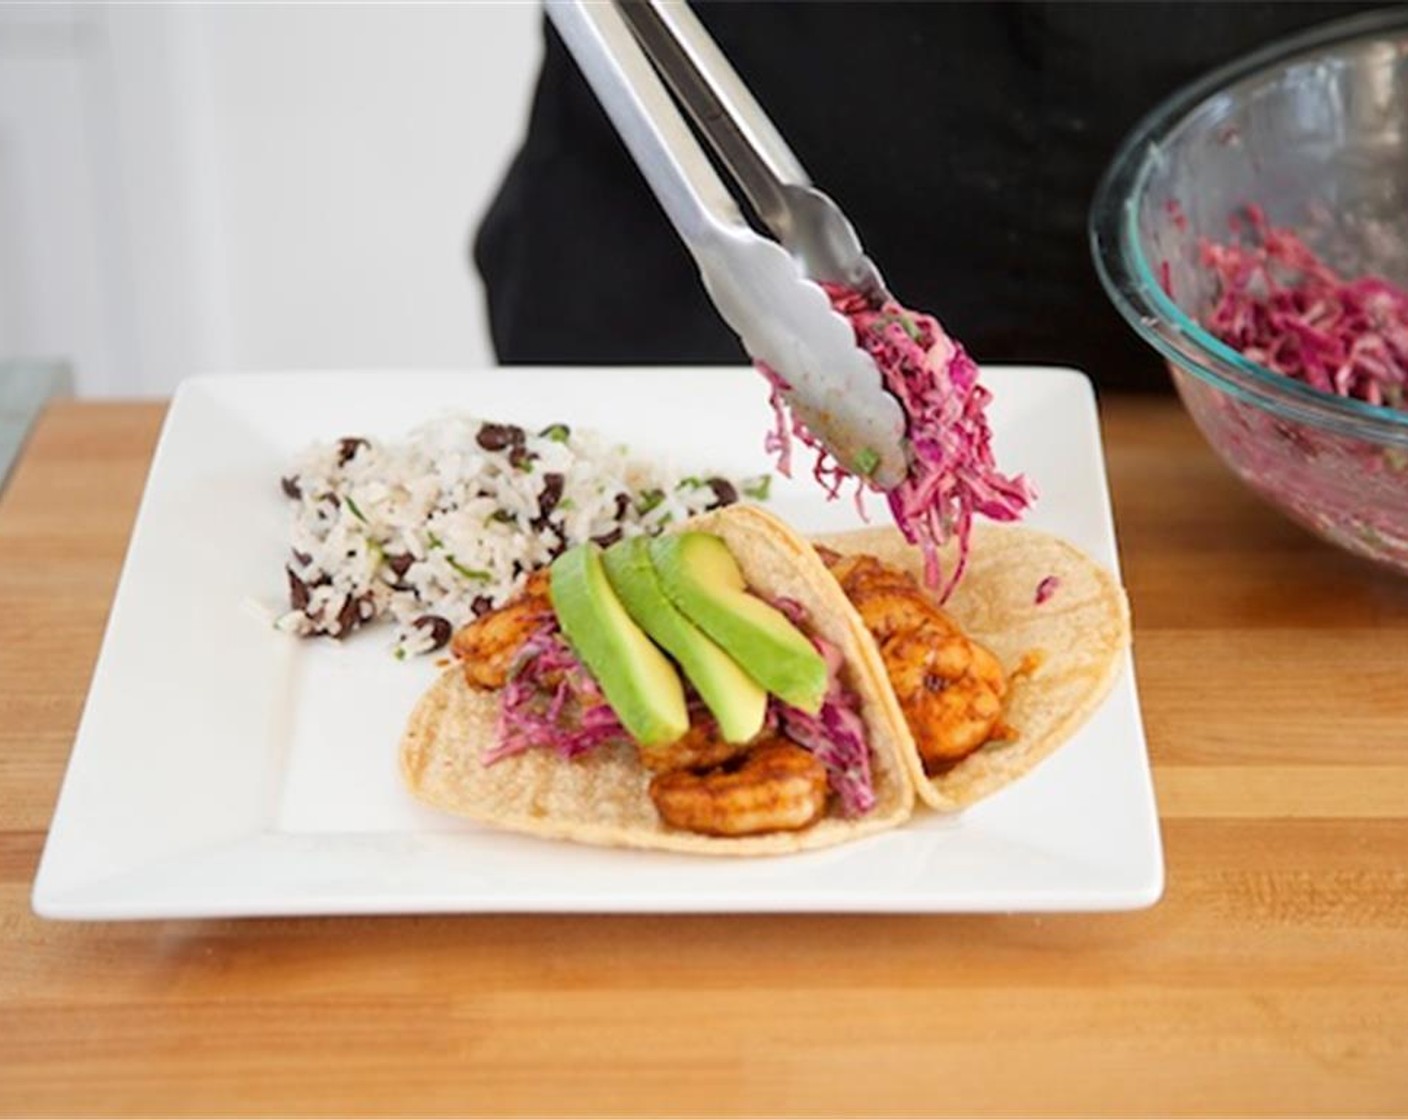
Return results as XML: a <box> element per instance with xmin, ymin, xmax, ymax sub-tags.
<box><xmin>603</xmin><ymin>536</ymin><xmax>767</xmax><ymax>744</ymax></box>
<box><xmin>650</xmin><ymin>532</ymin><xmax>827</xmax><ymax>714</ymax></box>
<box><xmin>549</xmin><ymin>543</ymin><xmax>689</xmax><ymax>747</ymax></box>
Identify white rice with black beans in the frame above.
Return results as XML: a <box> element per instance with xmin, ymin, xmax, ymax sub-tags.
<box><xmin>275</xmin><ymin>415</ymin><xmax>770</xmax><ymax>657</ymax></box>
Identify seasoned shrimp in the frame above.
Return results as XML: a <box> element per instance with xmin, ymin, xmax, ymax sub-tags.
<box><xmin>637</xmin><ymin>719</ymin><xmax>754</xmax><ymax>773</ymax></box>
<box><xmin>821</xmin><ymin>551</ymin><xmax>1008</xmax><ymax>769</ymax></box>
<box><xmin>880</xmin><ymin>626</ymin><xmax>1007</xmax><ymax>768</ymax></box>
<box><xmin>451</xmin><ymin>568</ymin><xmax>553</xmax><ymax>690</ymax></box>
<box><xmin>649</xmin><ymin>737</ymin><xmax>830</xmax><ymax>837</ymax></box>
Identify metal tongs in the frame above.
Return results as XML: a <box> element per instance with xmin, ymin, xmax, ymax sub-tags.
<box><xmin>546</xmin><ymin>0</ymin><xmax>908</xmax><ymax>488</ymax></box>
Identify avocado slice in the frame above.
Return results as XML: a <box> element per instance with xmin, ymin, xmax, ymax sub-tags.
<box><xmin>603</xmin><ymin>536</ymin><xmax>767</xmax><ymax>744</ymax></box>
<box><xmin>650</xmin><ymin>532</ymin><xmax>827</xmax><ymax>714</ymax></box>
<box><xmin>549</xmin><ymin>542</ymin><xmax>689</xmax><ymax>748</ymax></box>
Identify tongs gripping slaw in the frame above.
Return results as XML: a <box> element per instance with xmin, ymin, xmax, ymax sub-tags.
<box><xmin>761</xmin><ymin>284</ymin><xmax>1036</xmax><ymax>600</ymax></box>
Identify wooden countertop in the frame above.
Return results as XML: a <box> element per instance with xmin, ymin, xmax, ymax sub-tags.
<box><xmin>2</xmin><ymin>397</ymin><xmax>1406</xmax><ymax>1117</ymax></box>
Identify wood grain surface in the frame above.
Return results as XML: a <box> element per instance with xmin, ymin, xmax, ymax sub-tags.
<box><xmin>2</xmin><ymin>397</ymin><xmax>1407</xmax><ymax>1118</ymax></box>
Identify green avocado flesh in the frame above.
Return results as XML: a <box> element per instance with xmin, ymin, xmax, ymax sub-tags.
<box><xmin>549</xmin><ymin>543</ymin><xmax>689</xmax><ymax>747</ymax></box>
<box><xmin>649</xmin><ymin>532</ymin><xmax>827</xmax><ymax>714</ymax></box>
<box><xmin>602</xmin><ymin>536</ymin><xmax>767</xmax><ymax>744</ymax></box>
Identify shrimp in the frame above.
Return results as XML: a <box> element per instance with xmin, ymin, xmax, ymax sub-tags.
<box><xmin>451</xmin><ymin>568</ymin><xmax>553</xmax><ymax>690</ymax></box>
<box><xmin>649</xmin><ymin>737</ymin><xmax>830</xmax><ymax>837</ymax></box>
<box><xmin>820</xmin><ymin>551</ymin><xmax>1008</xmax><ymax>769</ymax></box>
<box><xmin>637</xmin><ymin>718</ymin><xmax>754</xmax><ymax>774</ymax></box>
<box><xmin>880</xmin><ymin>625</ymin><xmax>1007</xmax><ymax>769</ymax></box>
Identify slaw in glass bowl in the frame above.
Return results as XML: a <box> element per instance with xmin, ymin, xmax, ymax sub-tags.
<box><xmin>1091</xmin><ymin>8</ymin><xmax>1408</xmax><ymax>572</ymax></box>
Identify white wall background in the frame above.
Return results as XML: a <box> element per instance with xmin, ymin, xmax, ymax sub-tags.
<box><xmin>0</xmin><ymin>1</ymin><xmax>543</xmax><ymax>397</ymax></box>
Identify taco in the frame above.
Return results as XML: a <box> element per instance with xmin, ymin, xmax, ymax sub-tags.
<box><xmin>399</xmin><ymin>504</ymin><xmax>917</xmax><ymax>854</ymax></box>
<box><xmin>811</xmin><ymin>524</ymin><xmax>1131</xmax><ymax>811</ymax></box>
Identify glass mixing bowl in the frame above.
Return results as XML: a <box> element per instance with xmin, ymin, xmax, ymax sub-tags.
<box><xmin>1091</xmin><ymin>8</ymin><xmax>1408</xmax><ymax>571</ymax></box>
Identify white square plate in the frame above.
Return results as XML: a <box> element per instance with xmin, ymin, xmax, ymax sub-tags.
<box><xmin>33</xmin><ymin>367</ymin><xmax>1162</xmax><ymax>918</ymax></box>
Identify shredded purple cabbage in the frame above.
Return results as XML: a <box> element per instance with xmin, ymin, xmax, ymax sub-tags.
<box><xmin>487</xmin><ymin>619</ymin><xmax>629</xmax><ymax>764</ymax></box>
<box><xmin>759</xmin><ymin>283</ymin><xmax>1034</xmax><ymax>601</ymax></box>
<box><xmin>774</xmin><ymin>646</ymin><xmax>875</xmax><ymax>817</ymax></box>
<box><xmin>1201</xmin><ymin>205</ymin><xmax>1408</xmax><ymax>409</ymax></box>
<box><xmin>768</xmin><ymin>595</ymin><xmax>875</xmax><ymax>816</ymax></box>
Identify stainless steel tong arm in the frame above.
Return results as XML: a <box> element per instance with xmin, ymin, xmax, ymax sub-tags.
<box><xmin>545</xmin><ymin>0</ymin><xmax>908</xmax><ymax>488</ymax></box>
<box><xmin>546</xmin><ymin>0</ymin><xmax>747</xmax><ymax>246</ymax></box>
<box><xmin>614</xmin><ymin>0</ymin><xmax>809</xmax><ymax>232</ymax></box>
<box><xmin>611</xmin><ymin>0</ymin><xmax>891</xmax><ymax>299</ymax></box>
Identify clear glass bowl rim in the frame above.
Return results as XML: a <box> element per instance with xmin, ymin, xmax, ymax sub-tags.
<box><xmin>1089</xmin><ymin>6</ymin><xmax>1408</xmax><ymax>446</ymax></box>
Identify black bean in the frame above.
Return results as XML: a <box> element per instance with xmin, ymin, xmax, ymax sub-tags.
<box><xmin>471</xmin><ymin>595</ymin><xmax>494</xmax><ymax>618</ymax></box>
<box><xmin>592</xmin><ymin>528</ymin><xmax>623</xmax><ymax>549</ymax></box>
<box><xmin>321</xmin><ymin>492</ymin><xmax>341</xmax><ymax>510</ymax></box>
<box><xmin>537</xmin><ymin>473</ymin><xmax>565</xmax><ymax>517</ymax></box>
<box><xmin>508</xmin><ymin>444</ymin><xmax>537</xmax><ymax>470</ymax></box>
<box><xmin>281</xmin><ymin>475</ymin><xmax>302</xmax><ymax>500</ymax></box>
<box><xmin>337</xmin><ymin>437</ymin><xmax>369</xmax><ymax>466</ymax></box>
<box><xmin>476</xmin><ymin>422</ymin><xmax>525</xmax><ymax>451</ymax></box>
<box><xmin>286</xmin><ymin>567</ymin><xmax>311</xmax><ymax>611</ymax></box>
<box><xmin>707</xmin><ymin>477</ymin><xmax>738</xmax><ymax>508</ymax></box>
<box><xmin>613</xmin><ymin>492</ymin><xmax>631</xmax><ymax>520</ymax></box>
<box><xmin>291</xmin><ymin>549</ymin><xmax>312</xmax><ymax>567</ymax></box>
<box><xmin>413</xmin><ymin>614</ymin><xmax>453</xmax><ymax>652</ymax></box>
<box><xmin>333</xmin><ymin>595</ymin><xmax>360</xmax><ymax>638</ymax></box>
<box><xmin>385</xmin><ymin>552</ymin><xmax>414</xmax><ymax>577</ymax></box>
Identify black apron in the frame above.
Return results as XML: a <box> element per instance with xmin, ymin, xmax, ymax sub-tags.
<box><xmin>474</xmin><ymin>1</ymin><xmax>1387</xmax><ymax>392</ymax></box>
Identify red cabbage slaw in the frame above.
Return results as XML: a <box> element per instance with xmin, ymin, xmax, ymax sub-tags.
<box><xmin>487</xmin><ymin>620</ymin><xmax>627</xmax><ymax>765</ymax></box>
<box><xmin>487</xmin><ymin>605</ymin><xmax>878</xmax><ymax>817</ymax></box>
<box><xmin>1200</xmin><ymin>205</ymin><xmax>1408</xmax><ymax>409</ymax></box>
<box><xmin>772</xmin><ymin>631</ymin><xmax>874</xmax><ymax>817</ymax></box>
<box><xmin>758</xmin><ymin>282</ymin><xmax>1034</xmax><ymax>600</ymax></box>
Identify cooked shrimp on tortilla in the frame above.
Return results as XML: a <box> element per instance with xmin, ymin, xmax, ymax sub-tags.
<box><xmin>818</xmin><ymin>549</ymin><xmax>1011</xmax><ymax>772</ymax></box>
<box><xmin>813</xmin><ymin>523</ymin><xmax>1131</xmax><ymax>812</ymax></box>
<box><xmin>451</xmin><ymin>587</ymin><xmax>838</xmax><ymax>838</ymax></box>
<box><xmin>399</xmin><ymin>505</ymin><xmax>918</xmax><ymax>855</ymax></box>
<box><xmin>648</xmin><ymin>737</ymin><xmax>830</xmax><ymax>838</ymax></box>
